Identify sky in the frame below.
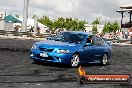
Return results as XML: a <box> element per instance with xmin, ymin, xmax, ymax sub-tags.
<box><xmin>0</xmin><ymin>0</ymin><xmax>132</xmax><ymax>22</ymax></box>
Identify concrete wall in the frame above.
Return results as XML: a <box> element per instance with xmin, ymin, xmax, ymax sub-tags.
<box><xmin>4</xmin><ymin>22</ymin><xmax>13</xmax><ymax>31</ymax></box>
<box><xmin>0</xmin><ymin>20</ymin><xmax>14</xmax><ymax>31</ymax></box>
<box><xmin>0</xmin><ymin>20</ymin><xmax>4</xmax><ymax>30</ymax></box>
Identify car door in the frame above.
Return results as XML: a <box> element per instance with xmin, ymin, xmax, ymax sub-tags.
<box><xmin>80</xmin><ymin>36</ymin><xmax>95</xmax><ymax>62</ymax></box>
<box><xmin>81</xmin><ymin>45</ymin><xmax>95</xmax><ymax>62</ymax></box>
<box><xmin>92</xmin><ymin>36</ymin><xmax>105</xmax><ymax>61</ymax></box>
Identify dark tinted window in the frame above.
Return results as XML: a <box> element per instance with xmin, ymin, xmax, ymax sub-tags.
<box><xmin>50</xmin><ymin>32</ymin><xmax>86</xmax><ymax>44</ymax></box>
<box><xmin>92</xmin><ymin>36</ymin><xmax>104</xmax><ymax>45</ymax></box>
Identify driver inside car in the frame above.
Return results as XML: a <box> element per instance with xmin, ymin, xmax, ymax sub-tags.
<box><xmin>86</xmin><ymin>36</ymin><xmax>93</xmax><ymax>44</ymax></box>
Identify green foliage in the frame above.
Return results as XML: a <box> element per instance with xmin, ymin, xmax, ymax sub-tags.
<box><xmin>38</xmin><ymin>16</ymin><xmax>86</xmax><ymax>31</ymax></box>
<box><xmin>103</xmin><ymin>23</ymin><xmax>109</xmax><ymax>33</ymax></box>
<box><xmin>103</xmin><ymin>21</ymin><xmax>120</xmax><ymax>33</ymax></box>
<box><xmin>32</xmin><ymin>15</ymin><xmax>37</xmax><ymax>19</ymax></box>
<box><xmin>77</xmin><ymin>20</ymin><xmax>86</xmax><ymax>31</ymax></box>
<box><xmin>92</xmin><ymin>25</ymin><xmax>98</xmax><ymax>34</ymax></box>
<box><xmin>71</xmin><ymin>19</ymin><xmax>78</xmax><ymax>30</ymax></box>
<box><xmin>38</xmin><ymin>16</ymin><xmax>53</xmax><ymax>30</ymax></box>
<box><xmin>92</xmin><ymin>18</ymin><xmax>99</xmax><ymax>25</ymax></box>
<box><xmin>112</xmin><ymin>21</ymin><xmax>120</xmax><ymax>32</ymax></box>
<box><xmin>91</xmin><ymin>18</ymin><xmax>100</xmax><ymax>34</ymax></box>
<box><xmin>64</xmin><ymin>18</ymin><xmax>72</xmax><ymax>30</ymax></box>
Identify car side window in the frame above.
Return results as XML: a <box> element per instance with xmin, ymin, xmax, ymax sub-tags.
<box><xmin>93</xmin><ymin>36</ymin><xmax>104</xmax><ymax>45</ymax></box>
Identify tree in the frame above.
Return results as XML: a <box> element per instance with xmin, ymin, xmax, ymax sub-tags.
<box><xmin>38</xmin><ymin>16</ymin><xmax>53</xmax><ymax>30</ymax></box>
<box><xmin>32</xmin><ymin>15</ymin><xmax>37</xmax><ymax>19</ymax></box>
<box><xmin>102</xmin><ymin>21</ymin><xmax>120</xmax><ymax>33</ymax></box>
<box><xmin>56</xmin><ymin>17</ymin><xmax>65</xmax><ymax>29</ymax></box>
<box><xmin>103</xmin><ymin>23</ymin><xmax>110</xmax><ymax>33</ymax></box>
<box><xmin>92</xmin><ymin>25</ymin><xmax>98</xmax><ymax>34</ymax></box>
<box><xmin>71</xmin><ymin>19</ymin><xmax>78</xmax><ymax>31</ymax></box>
<box><xmin>92</xmin><ymin>18</ymin><xmax>100</xmax><ymax>34</ymax></box>
<box><xmin>77</xmin><ymin>20</ymin><xmax>86</xmax><ymax>31</ymax></box>
<box><xmin>64</xmin><ymin>17</ymin><xmax>73</xmax><ymax>30</ymax></box>
<box><xmin>92</xmin><ymin>18</ymin><xmax>99</xmax><ymax>25</ymax></box>
<box><xmin>112</xmin><ymin>21</ymin><xmax>120</xmax><ymax>32</ymax></box>
<box><xmin>38</xmin><ymin>16</ymin><xmax>86</xmax><ymax>32</ymax></box>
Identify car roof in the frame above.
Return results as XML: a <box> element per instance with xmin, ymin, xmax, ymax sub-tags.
<box><xmin>63</xmin><ymin>31</ymin><xmax>90</xmax><ymax>36</ymax></box>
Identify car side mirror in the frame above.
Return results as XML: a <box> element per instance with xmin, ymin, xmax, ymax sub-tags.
<box><xmin>85</xmin><ymin>43</ymin><xmax>92</xmax><ymax>46</ymax></box>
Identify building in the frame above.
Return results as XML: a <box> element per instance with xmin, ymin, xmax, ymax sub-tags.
<box><xmin>0</xmin><ymin>10</ymin><xmax>6</xmax><ymax>20</ymax></box>
<box><xmin>116</xmin><ymin>4</ymin><xmax>132</xmax><ymax>31</ymax></box>
<box><xmin>17</xmin><ymin>18</ymin><xmax>49</xmax><ymax>33</ymax></box>
<box><xmin>85</xmin><ymin>23</ymin><xmax>104</xmax><ymax>33</ymax></box>
<box><xmin>0</xmin><ymin>15</ymin><xmax>21</xmax><ymax>31</ymax></box>
<box><xmin>117</xmin><ymin>4</ymin><xmax>132</xmax><ymax>43</ymax></box>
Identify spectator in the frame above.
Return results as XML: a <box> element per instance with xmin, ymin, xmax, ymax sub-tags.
<box><xmin>122</xmin><ymin>31</ymin><xmax>125</xmax><ymax>39</ymax></box>
<box><xmin>124</xmin><ymin>31</ymin><xmax>129</xmax><ymax>39</ymax></box>
<box><xmin>37</xmin><ymin>26</ymin><xmax>40</xmax><ymax>34</ymax></box>
<box><xmin>30</xmin><ymin>26</ymin><xmax>34</xmax><ymax>32</ymax></box>
<box><xmin>14</xmin><ymin>25</ymin><xmax>19</xmax><ymax>32</ymax></box>
<box><xmin>109</xmin><ymin>33</ymin><xmax>112</xmax><ymax>38</ymax></box>
<box><xmin>128</xmin><ymin>27</ymin><xmax>132</xmax><ymax>44</ymax></box>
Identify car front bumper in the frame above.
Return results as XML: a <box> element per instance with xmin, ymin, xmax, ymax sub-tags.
<box><xmin>30</xmin><ymin>50</ymin><xmax>73</xmax><ymax>64</ymax></box>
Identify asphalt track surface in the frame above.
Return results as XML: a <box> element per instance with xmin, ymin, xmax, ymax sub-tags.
<box><xmin>0</xmin><ymin>38</ymin><xmax>132</xmax><ymax>88</ymax></box>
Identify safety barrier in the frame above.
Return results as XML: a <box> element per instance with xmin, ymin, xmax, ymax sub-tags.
<box><xmin>0</xmin><ymin>30</ymin><xmax>55</xmax><ymax>38</ymax></box>
<box><xmin>103</xmin><ymin>38</ymin><xmax>130</xmax><ymax>43</ymax></box>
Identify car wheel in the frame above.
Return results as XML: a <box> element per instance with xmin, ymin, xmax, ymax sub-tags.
<box><xmin>101</xmin><ymin>54</ymin><xmax>108</xmax><ymax>65</ymax></box>
<box><xmin>71</xmin><ymin>54</ymin><xmax>80</xmax><ymax>67</ymax></box>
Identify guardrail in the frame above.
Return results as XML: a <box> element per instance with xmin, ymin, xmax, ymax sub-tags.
<box><xmin>103</xmin><ymin>38</ymin><xmax>130</xmax><ymax>43</ymax></box>
<box><xmin>0</xmin><ymin>30</ymin><xmax>28</xmax><ymax>37</ymax></box>
<box><xmin>0</xmin><ymin>30</ymin><xmax>55</xmax><ymax>38</ymax></box>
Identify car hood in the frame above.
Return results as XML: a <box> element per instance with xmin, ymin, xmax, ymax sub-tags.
<box><xmin>35</xmin><ymin>40</ymin><xmax>81</xmax><ymax>50</ymax></box>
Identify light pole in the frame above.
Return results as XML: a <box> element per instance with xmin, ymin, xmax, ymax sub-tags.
<box><xmin>22</xmin><ymin>0</ymin><xmax>29</xmax><ymax>32</ymax></box>
<box><xmin>98</xmin><ymin>17</ymin><xmax>102</xmax><ymax>27</ymax></box>
<box><xmin>34</xmin><ymin>15</ymin><xmax>38</xmax><ymax>34</ymax></box>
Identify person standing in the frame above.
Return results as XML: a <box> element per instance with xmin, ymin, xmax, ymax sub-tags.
<box><xmin>124</xmin><ymin>31</ymin><xmax>129</xmax><ymax>39</ymax></box>
<box><xmin>128</xmin><ymin>27</ymin><xmax>132</xmax><ymax>44</ymax></box>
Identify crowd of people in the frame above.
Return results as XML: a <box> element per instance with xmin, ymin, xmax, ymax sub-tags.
<box><xmin>107</xmin><ymin>28</ymin><xmax>132</xmax><ymax>40</ymax></box>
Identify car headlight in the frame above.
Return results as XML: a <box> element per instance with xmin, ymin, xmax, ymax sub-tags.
<box><xmin>31</xmin><ymin>45</ymin><xmax>38</xmax><ymax>49</ymax></box>
<box><xmin>57</xmin><ymin>49</ymin><xmax>69</xmax><ymax>54</ymax></box>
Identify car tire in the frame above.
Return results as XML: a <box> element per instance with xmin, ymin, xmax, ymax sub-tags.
<box><xmin>71</xmin><ymin>54</ymin><xmax>80</xmax><ymax>67</ymax></box>
<box><xmin>101</xmin><ymin>54</ymin><xmax>108</xmax><ymax>66</ymax></box>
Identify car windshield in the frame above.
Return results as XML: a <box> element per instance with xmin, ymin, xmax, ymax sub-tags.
<box><xmin>50</xmin><ymin>32</ymin><xmax>86</xmax><ymax>44</ymax></box>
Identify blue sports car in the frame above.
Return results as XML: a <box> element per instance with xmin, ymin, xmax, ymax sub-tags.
<box><xmin>30</xmin><ymin>31</ymin><xmax>112</xmax><ymax>67</ymax></box>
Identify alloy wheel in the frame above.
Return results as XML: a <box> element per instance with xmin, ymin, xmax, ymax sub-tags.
<box><xmin>102</xmin><ymin>54</ymin><xmax>108</xmax><ymax>65</ymax></box>
<box><xmin>71</xmin><ymin>54</ymin><xmax>80</xmax><ymax>67</ymax></box>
